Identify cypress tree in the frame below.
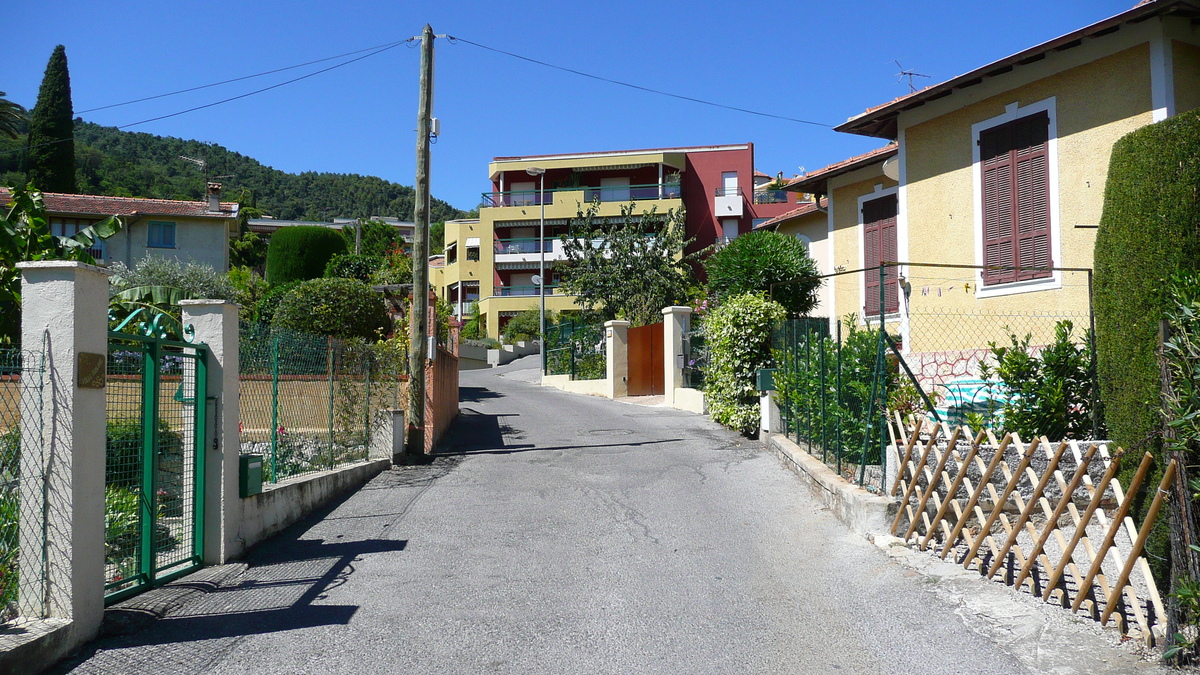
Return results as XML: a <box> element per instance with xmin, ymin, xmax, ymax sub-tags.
<box><xmin>26</xmin><ymin>45</ymin><xmax>76</xmax><ymax>193</ymax></box>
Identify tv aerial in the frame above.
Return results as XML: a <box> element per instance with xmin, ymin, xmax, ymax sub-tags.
<box><xmin>895</xmin><ymin>61</ymin><xmax>931</xmax><ymax>93</ymax></box>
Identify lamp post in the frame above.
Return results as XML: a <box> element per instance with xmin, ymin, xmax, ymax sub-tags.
<box><xmin>527</xmin><ymin>167</ymin><xmax>547</xmax><ymax>371</ymax></box>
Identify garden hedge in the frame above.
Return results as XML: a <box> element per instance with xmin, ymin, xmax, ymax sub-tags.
<box><xmin>704</xmin><ymin>230</ymin><xmax>820</xmax><ymax>316</ymax></box>
<box><xmin>265</xmin><ymin>226</ymin><xmax>348</xmax><ymax>286</ymax></box>
<box><xmin>1095</xmin><ymin>108</ymin><xmax>1200</xmax><ymax>585</ymax></box>
<box><xmin>272</xmin><ymin>277</ymin><xmax>389</xmax><ymax>340</ymax></box>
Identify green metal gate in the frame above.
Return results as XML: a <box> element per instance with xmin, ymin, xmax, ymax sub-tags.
<box><xmin>105</xmin><ymin>315</ymin><xmax>208</xmax><ymax>604</ymax></box>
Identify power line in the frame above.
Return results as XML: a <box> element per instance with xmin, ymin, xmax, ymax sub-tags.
<box><xmin>445</xmin><ymin>35</ymin><xmax>833</xmax><ymax>128</ymax></box>
<box><xmin>1</xmin><ymin>40</ymin><xmax>411</xmax><ymax>157</ymax></box>
<box><xmin>77</xmin><ymin>39</ymin><xmax>411</xmax><ymax>114</ymax></box>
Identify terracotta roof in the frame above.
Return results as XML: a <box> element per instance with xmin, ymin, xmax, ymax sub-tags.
<box><xmin>754</xmin><ymin>170</ymin><xmax>771</xmax><ymax>179</ymax></box>
<box><xmin>838</xmin><ymin>0</ymin><xmax>1200</xmax><ymax>139</ymax></box>
<box><xmin>0</xmin><ymin>188</ymin><xmax>238</xmax><ymax>219</ymax></box>
<box><xmin>785</xmin><ymin>144</ymin><xmax>897</xmax><ymax>193</ymax></box>
<box><xmin>753</xmin><ymin>198</ymin><xmax>828</xmax><ymax>230</ymax></box>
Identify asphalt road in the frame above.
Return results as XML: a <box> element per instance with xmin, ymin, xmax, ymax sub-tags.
<box><xmin>57</xmin><ymin>356</ymin><xmax>1142</xmax><ymax>674</ymax></box>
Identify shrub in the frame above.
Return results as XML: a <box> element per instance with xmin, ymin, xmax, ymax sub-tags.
<box><xmin>254</xmin><ymin>281</ymin><xmax>300</xmax><ymax>325</ymax></box>
<box><xmin>501</xmin><ymin>307</ymin><xmax>542</xmax><ymax>343</ymax></box>
<box><xmin>705</xmin><ymin>293</ymin><xmax>786</xmax><ymax>434</ymax></box>
<box><xmin>1096</xmin><ymin>110</ymin><xmax>1200</xmax><ymax>455</ymax></box>
<box><xmin>227</xmin><ymin>265</ymin><xmax>268</xmax><ymax>309</ymax></box>
<box><xmin>460</xmin><ymin>302</ymin><xmax>484</xmax><ymax>340</ymax></box>
<box><xmin>265</xmin><ymin>226</ymin><xmax>348</xmax><ymax>286</ymax></box>
<box><xmin>978</xmin><ymin>321</ymin><xmax>1100</xmax><ymax>440</ymax></box>
<box><xmin>272</xmin><ymin>277</ymin><xmax>389</xmax><ymax>340</ymax></box>
<box><xmin>705</xmin><ymin>230</ymin><xmax>821</xmax><ymax>316</ymax></box>
<box><xmin>341</xmin><ymin>220</ymin><xmax>404</xmax><ymax>257</ymax></box>
<box><xmin>105</xmin><ymin>418</ymin><xmax>183</xmax><ymax>490</ymax></box>
<box><xmin>324</xmin><ymin>253</ymin><xmax>383</xmax><ymax>282</ymax></box>
<box><xmin>108</xmin><ymin>256</ymin><xmax>236</xmax><ymax>301</ymax></box>
<box><xmin>1095</xmin><ymin>111</ymin><xmax>1200</xmax><ymax>588</ymax></box>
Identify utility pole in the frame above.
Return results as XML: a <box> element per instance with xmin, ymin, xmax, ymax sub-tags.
<box><xmin>408</xmin><ymin>24</ymin><xmax>435</xmax><ymax>458</ymax></box>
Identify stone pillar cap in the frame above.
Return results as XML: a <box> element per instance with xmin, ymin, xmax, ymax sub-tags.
<box><xmin>16</xmin><ymin>260</ymin><xmax>112</xmax><ymax>275</ymax></box>
<box><xmin>603</xmin><ymin>320</ymin><xmax>632</xmax><ymax>328</ymax></box>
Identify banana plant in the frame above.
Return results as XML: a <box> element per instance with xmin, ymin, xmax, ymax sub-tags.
<box><xmin>1</xmin><ymin>184</ymin><xmax>121</xmax><ymax>344</ymax></box>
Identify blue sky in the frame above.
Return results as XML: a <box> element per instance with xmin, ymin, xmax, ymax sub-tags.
<box><xmin>6</xmin><ymin>0</ymin><xmax>1137</xmax><ymax>213</ymax></box>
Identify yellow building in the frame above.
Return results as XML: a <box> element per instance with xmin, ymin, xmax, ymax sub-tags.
<box><xmin>438</xmin><ymin>144</ymin><xmax>801</xmax><ymax>338</ymax></box>
<box><xmin>792</xmin><ymin>0</ymin><xmax>1200</xmax><ymax>385</ymax></box>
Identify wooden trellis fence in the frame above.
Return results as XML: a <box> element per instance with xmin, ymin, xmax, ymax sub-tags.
<box><xmin>887</xmin><ymin>413</ymin><xmax>1175</xmax><ymax>644</ymax></box>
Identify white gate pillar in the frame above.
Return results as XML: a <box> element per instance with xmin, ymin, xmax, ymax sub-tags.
<box><xmin>661</xmin><ymin>306</ymin><xmax>692</xmax><ymax>406</ymax></box>
<box><xmin>181</xmin><ymin>300</ymin><xmax>242</xmax><ymax>564</ymax></box>
<box><xmin>17</xmin><ymin>261</ymin><xmax>111</xmax><ymax>645</ymax></box>
<box><xmin>604</xmin><ymin>320</ymin><xmax>630</xmax><ymax>399</ymax></box>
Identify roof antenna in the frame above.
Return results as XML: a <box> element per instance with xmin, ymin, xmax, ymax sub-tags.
<box><xmin>895</xmin><ymin>61</ymin><xmax>930</xmax><ymax>93</ymax></box>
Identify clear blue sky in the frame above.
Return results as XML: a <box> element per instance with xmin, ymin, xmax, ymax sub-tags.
<box><xmin>6</xmin><ymin>0</ymin><xmax>1136</xmax><ymax>213</ymax></box>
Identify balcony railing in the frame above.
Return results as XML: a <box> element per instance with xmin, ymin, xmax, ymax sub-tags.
<box><xmin>714</xmin><ymin>186</ymin><xmax>744</xmax><ymax>197</ymax></box>
<box><xmin>496</xmin><ymin>285</ymin><xmax>560</xmax><ymax>297</ymax></box>
<box><xmin>753</xmin><ymin>190</ymin><xmax>789</xmax><ymax>204</ymax></box>
<box><xmin>480</xmin><ymin>182</ymin><xmax>682</xmax><ymax>208</ymax></box>
<box><xmin>495</xmin><ymin>238</ymin><xmax>553</xmax><ymax>254</ymax></box>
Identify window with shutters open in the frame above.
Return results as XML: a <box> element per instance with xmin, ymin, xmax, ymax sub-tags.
<box><xmin>862</xmin><ymin>194</ymin><xmax>899</xmax><ymax>316</ymax></box>
<box><xmin>979</xmin><ymin>111</ymin><xmax>1052</xmax><ymax>286</ymax></box>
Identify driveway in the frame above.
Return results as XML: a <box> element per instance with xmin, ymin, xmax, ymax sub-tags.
<box><xmin>57</xmin><ymin>356</ymin><xmax>1157</xmax><ymax>674</ymax></box>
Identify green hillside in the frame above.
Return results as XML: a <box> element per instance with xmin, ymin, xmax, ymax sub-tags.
<box><xmin>0</xmin><ymin>120</ymin><xmax>466</xmax><ymax>222</ymax></box>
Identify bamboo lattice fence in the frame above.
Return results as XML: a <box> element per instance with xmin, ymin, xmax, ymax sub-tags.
<box><xmin>887</xmin><ymin>413</ymin><xmax>1174</xmax><ymax>644</ymax></box>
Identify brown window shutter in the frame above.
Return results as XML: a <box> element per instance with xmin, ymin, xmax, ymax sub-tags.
<box><xmin>981</xmin><ymin>122</ymin><xmax>1016</xmax><ymax>285</ymax></box>
<box><xmin>1014</xmin><ymin>113</ymin><xmax>1052</xmax><ymax>281</ymax></box>
<box><xmin>862</xmin><ymin>194</ymin><xmax>899</xmax><ymax>315</ymax></box>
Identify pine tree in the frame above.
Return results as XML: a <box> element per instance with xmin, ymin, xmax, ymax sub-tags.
<box><xmin>26</xmin><ymin>45</ymin><xmax>76</xmax><ymax>193</ymax></box>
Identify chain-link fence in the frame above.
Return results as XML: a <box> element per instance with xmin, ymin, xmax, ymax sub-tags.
<box><xmin>544</xmin><ymin>320</ymin><xmax>606</xmax><ymax>380</ymax></box>
<box><xmin>238</xmin><ymin>322</ymin><xmax>407</xmax><ymax>484</ymax></box>
<box><xmin>0</xmin><ymin>348</ymin><xmax>44</xmax><ymax>624</ymax></box>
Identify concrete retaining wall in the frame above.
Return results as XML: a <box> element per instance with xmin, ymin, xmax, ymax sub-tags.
<box><xmin>671</xmin><ymin>388</ymin><xmax>706</xmax><ymax>414</ymax></box>
<box><xmin>765</xmin><ymin>433</ymin><xmax>897</xmax><ymax>537</ymax></box>
<box><xmin>541</xmin><ymin>373</ymin><xmax>611</xmax><ymax>397</ymax></box>
<box><xmin>237</xmin><ymin>459</ymin><xmax>391</xmax><ymax>553</ymax></box>
<box><xmin>488</xmin><ymin>341</ymin><xmax>539</xmax><ymax>367</ymax></box>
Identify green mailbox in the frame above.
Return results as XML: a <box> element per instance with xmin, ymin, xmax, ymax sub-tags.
<box><xmin>239</xmin><ymin>454</ymin><xmax>263</xmax><ymax>498</ymax></box>
<box><xmin>756</xmin><ymin>368</ymin><xmax>777</xmax><ymax>392</ymax></box>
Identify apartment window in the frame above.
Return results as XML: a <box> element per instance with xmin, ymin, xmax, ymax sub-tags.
<box><xmin>148</xmin><ymin>221</ymin><xmax>176</xmax><ymax>248</ymax></box>
<box><xmin>465</xmin><ymin>236</ymin><xmax>480</xmax><ymax>262</ymax></box>
<box><xmin>862</xmin><ymin>194</ymin><xmax>898</xmax><ymax>316</ymax></box>
<box><xmin>721</xmin><ymin>219</ymin><xmax>739</xmax><ymax>244</ymax></box>
<box><xmin>979</xmin><ymin>111</ymin><xmax>1052</xmax><ymax>286</ymax></box>
<box><xmin>445</xmin><ymin>242</ymin><xmax>458</xmax><ymax>265</ymax></box>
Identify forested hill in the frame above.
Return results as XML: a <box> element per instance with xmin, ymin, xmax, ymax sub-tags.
<box><xmin>0</xmin><ymin>120</ymin><xmax>467</xmax><ymax>222</ymax></box>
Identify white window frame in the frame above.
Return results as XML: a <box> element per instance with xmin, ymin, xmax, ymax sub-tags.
<box><xmin>971</xmin><ymin>97</ymin><xmax>1062</xmax><ymax>299</ymax></box>
<box><xmin>857</xmin><ymin>183</ymin><xmax>900</xmax><ymax>322</ymax></box>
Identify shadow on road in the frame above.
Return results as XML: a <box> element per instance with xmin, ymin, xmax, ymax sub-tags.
<box><xmin>460</xmin><ymin>386</ymin><xmax>504</xmax><ymax>403</ymax></box>
<box><xmin>439</xmin><ymin>407</ymin><xmax>681</xmax><ymax>456</ymax></box>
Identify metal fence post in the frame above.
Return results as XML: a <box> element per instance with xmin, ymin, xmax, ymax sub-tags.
<box><xmin>327</xmin><ymin>337</ymin><xmax>336</xmax><ymax>470</ymax></box>
<box><xmin>270</xmin><ymin>337</ymin><xmax>279</xmax><ymax>484</ymax></box>
<box><xmin>836</xmin><ymin>319</ymin><xmax>843</xmax><ymax>474</ymax></box>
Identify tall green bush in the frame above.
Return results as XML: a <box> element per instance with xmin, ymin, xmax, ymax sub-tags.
<box><xmin>265</xmin><ymin>226</ymin><xmax>347</xmax><ymax>286</ymax></box>
<box><xmin>704</xmin><ymin>293</ymin><xmax>786</xmax><ymax>434</ymax></box>
<box><xmin>26</xmin><ymin>45</ymin><xmax>75</xmax><ymax>193</ymax></box>
<box><xmin>704</xmin><ymin>230</ymin><xmax>821</xmax><ymax>316</ymax></box>
<box><xmin>272</xmin><ymin>277</ymin><xmax>388</xmax><ymax>340</ymax></box>
<box><xmin>323</xmin><ymin>253</ymin><xmax>382</xmax><ymax>282</ymax></box>
<box><xmin>1095</xmin><ymin>109</ymin><xmax>1200</xmax><ymax>588</ymax></box>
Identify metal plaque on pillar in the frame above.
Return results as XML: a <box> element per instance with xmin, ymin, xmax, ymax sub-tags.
<box><xmin>78</xmin><ymin>352</ymin><xmax>106</xmax><ymax>389</ymax></box>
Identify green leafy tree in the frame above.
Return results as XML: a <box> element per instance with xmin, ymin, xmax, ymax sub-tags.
<box><xmin>227</xmin><ymin>265</ymin><xmax>268</xmax><ymax>309</ymax></box>
<box><xmin>429</xmin><ymin>221</ymin><xmax>445</xmax><ymax>251</ymax></box>
<box><xmin>558</xmin><ymin>202</ymin><xmax>694</xmax><ymax>326</ymax></box>
<box><xmin>501</xmin><ymin>307</ymin><xmax>543</xmax><ymax>343</ymax></box>
<box><xmin>369</xmin><ymin>248</ymin><xmax>412</xmax><ymax>286</ymax></box>
<box><xmin>0</xmin><ymin>185</ymin><xmax>120</xmax><ymax>343</ymax></box>
<box><xmin>341</xmin><ymin>219</ymin><xmax>406</xmax><ymax>257</ymax></box>
<box><xmin>0</xmin><ymin>92</ymin><xmax>27</xmax><ymax>140</ymax></box>
<box><xmin>26</xmin><ymin>45</ymin><xmax>76</xmax><ymax>193</ymax></box>
<box><xmin>704</xmin><ymin>230</ymin><xmax>821</xmax><ymax>316</ymax></box>
<box><xmin>324</xmin><ymin>253</ymin><xmax>382</xmax><ymax>282</ymax></box>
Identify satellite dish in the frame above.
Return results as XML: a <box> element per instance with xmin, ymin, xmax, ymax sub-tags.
<box><xmin>882</xmin><ymin>156</ymin><xmax>900</xmax><ymax>181</ymax></box>
<box><xmin>531</xmin><ymin>275</ymin><xmax>543</xmax><ymax>286</ymax></box>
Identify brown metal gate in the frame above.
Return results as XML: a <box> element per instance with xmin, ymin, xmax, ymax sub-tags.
<box><xmin>627</xmin><ymin>322</ymin><xmax>664</xmax><ymax>396</ymax></box>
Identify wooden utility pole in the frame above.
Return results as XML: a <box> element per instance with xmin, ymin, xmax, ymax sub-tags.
<box><xmin>408</xmin><ymin>24</ymin><xmax>434</xmax><ymax>457</ymax></box>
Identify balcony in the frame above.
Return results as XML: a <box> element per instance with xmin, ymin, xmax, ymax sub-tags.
<box><xmin>714</xmin><ymin>186</ymin><xmax>744</xmax><ymax>218</ymax></box>
<box><xmin>496</xmin><ymin>284</ymin><xmax>560</xmax><ymax>297</ymax></box>
<box><xmin>480</xmin><ymin>182</ymin><xmax>682</xmax><ymax>209</ymax></box>
<box><xmin>753</xmin><ymin>190</ymin><xmax>789</xmax><ymax>205</ymax></box>
<box><xmin>494</xmin><ymin>238</ymin><xmax>552</xmax><ymax>255</ymax></box>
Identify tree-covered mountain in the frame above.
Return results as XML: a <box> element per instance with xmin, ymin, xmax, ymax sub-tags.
<box><xmin>0</xmin><ymin>120</ymin><xmax>467</xmax><ymax>222</ymax></box>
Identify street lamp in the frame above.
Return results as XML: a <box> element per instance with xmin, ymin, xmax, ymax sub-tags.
<box><xmin>527</xmin><ymin>167</ymin><xmax>546</xmax><ymax>371</ymax></box>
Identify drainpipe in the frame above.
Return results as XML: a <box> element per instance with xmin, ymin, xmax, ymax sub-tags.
<box><xmin>124</xmin><ymin>211</ymin><xmax>143</xmax><ymax>266</ymax></box>
<box><xmin>814</xmin><ymin>193</ymin><xmax>828</xmax><ymax>214</ymax></box>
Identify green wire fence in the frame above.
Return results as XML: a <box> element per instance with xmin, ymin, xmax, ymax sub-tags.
<box><xmin>0</xmin><ymin>348</ymin><xmax>45</xmax><ymax>625</ymax></box>
<box><xmin>238</xmin><ymin>322</ymin><xmax>407</xmax><ymax>484</ymax></box>
<box><xmin>543</xmin><ymin>320</ymin><xmax>606</xmax><ymax>380</ymax></box>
